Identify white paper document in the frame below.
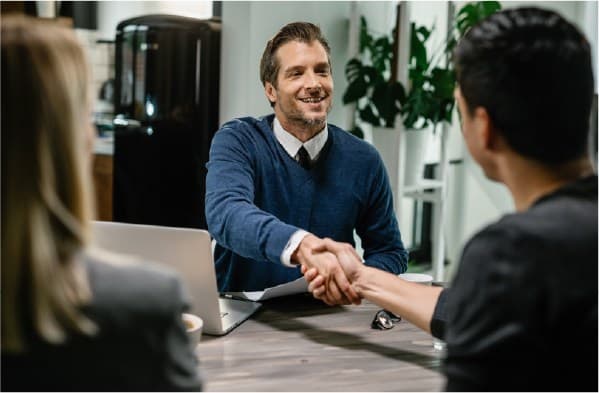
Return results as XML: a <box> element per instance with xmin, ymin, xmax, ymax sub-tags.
<box><xmin>225</xmin><ymin>276</ymin><xmax>308</xmax><ymax>302</ymax></box>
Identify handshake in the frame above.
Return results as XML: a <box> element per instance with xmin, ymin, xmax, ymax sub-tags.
<box><xmin>292</xmin><ymin>234</ymin><xmax>366</xmax><ymax>306</ymax></box>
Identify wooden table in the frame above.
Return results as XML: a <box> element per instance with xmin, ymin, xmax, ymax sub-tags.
<box><xmin>195</xmin><ymin>295</ymin><xmax>445</xmax><ymax>391</ymax></box>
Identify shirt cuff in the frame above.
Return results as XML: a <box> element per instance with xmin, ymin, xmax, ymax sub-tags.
<box><xmin>280</xmin><ymin>229</ymin><xmax>309</xmax><ymax>267</ymax></box>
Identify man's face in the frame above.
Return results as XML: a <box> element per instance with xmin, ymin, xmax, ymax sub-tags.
<box><xmin>265</xmin><ymin>40</ymin><xmax>333</xmax><ymax>133</ymax></box>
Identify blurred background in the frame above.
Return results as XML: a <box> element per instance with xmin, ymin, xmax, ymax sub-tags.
<box><xmin>2</xmin><ymin>1</ymin><xmax>597</xmax><ymax>281</ymax></box>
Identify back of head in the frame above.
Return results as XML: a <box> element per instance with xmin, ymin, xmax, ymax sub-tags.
<box><xmin>454</xmin><ymin>7</ymin><xmax>594</xmax><ymax>164</ymax></box>
<box><xmin>260</xmin><ymin>21</ymin><xmax>331</xmax><ymax>94</ymax></box>
<box><xmin>1</xmin><ymin>16</ymin><xmax>96</xmax><ymax>352</ymax></box>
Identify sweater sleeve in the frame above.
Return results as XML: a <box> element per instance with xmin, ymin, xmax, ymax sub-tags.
<box><xmin>205</xmin><ymin>122</ymin><xmax>299</xmax><ymax>264</ymax></box>
<box><xmin>357</xmin><ymin>152</ymin><xmax>409</xmax><ymax>274</ymax></box>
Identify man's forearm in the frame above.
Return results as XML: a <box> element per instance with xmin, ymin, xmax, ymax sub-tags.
<box><xmin>353</xmin><ymin>267</ymin><xmax>443</xmax><ymax>334</ymax></box>
<box><xmin>206</xmin><ymin>192</ymin><xmax>298</xmax><ymax>263</ymax></box>
<box><xmin>294</xmin><ymin>235</ymin><xmax>361</xmax><ymax>305</ymax></box>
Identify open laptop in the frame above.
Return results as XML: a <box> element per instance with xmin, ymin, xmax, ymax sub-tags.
<box><xmin>91</xmin><ymin>221</ymin><xmax>261</xmax><ymax>336</ymax></box>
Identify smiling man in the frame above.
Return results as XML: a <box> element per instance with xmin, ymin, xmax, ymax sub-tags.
<box><xmin>205</xmin><ymin>22</ymin><xmax>408</xmax><ymax>304</ymax></box>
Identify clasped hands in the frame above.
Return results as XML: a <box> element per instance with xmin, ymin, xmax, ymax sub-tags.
<box><xmin>292</xmin><ymin>234</ymin><xmax>364</xmax><ymax>306</ymax></box>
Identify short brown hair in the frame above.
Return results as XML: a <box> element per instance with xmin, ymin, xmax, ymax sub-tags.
<box><xmin>259</xmin><ymin>21</ymin><xmax>332</xmax><ymax>91</ymax></box>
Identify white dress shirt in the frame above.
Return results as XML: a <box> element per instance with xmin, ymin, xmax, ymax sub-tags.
<box><xmin>273</xmin><ymin>117</ymin><xmax>328</xmax><ymax>163</ymax></box>
<box><xmin>272</xmin><ymin>117</ymin><xmax>328</xmax><ymax>267</ymax></box>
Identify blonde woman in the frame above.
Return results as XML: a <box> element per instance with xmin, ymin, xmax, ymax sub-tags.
<box><xmin>1</xmin><ymin>16</ymin><xmax>202</xmax><ymax>391</ymax></box>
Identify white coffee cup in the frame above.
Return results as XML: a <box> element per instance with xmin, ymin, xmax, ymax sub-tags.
<box><xmin>182</xmin><ymin>313</ymin><xmax>203</xmax><ymax>345</ymax></box>
<box><xmin>398</xmin><ymin>273</ymin><xmax>433</xmax><ymax>285</ymax></box>
<box><xmin>399</xmin><ymin>273</ymin><xmax>444</xmax><ymax>349</ymax></box>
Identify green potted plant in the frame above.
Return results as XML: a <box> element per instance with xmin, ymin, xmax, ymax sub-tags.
<box><xmin>343</xmin><ymin>2</ymin><xmax>501</xmax><ymax>188</ymax></box>
<box><xmin>343</xmin><ymin>15</ymin><xmax>405</xmax><ymax>135</ymax></box>
<box><xmin>343</xmin><ymin>1</ymin><xmax>502</xmax><ymax>136</ymax></box>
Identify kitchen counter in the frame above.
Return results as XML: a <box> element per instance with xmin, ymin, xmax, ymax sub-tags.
<box><xmin>92</xmin><ymin>137</ymin><xmax>114</xmax><ymax>221</ymax></box>
<box><xmin>94</xmin><ymin>135</ymin><xmax>114</xmax><ymax>156</ymax></box>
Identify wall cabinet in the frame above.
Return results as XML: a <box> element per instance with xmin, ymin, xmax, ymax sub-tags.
<box><xmin>92</xmin><ymin>154</ymin><xmax>113</xmax><ymax>221</ymax></box>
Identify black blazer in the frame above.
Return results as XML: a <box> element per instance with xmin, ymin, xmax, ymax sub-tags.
<box><xmin>2</xmin><ymin>251</ymin><xmax>203</xmax><ymax>391</ymax></box>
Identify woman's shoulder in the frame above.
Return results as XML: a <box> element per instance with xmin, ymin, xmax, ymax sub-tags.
<box><xmin>82</xmin><ymin>249</ymin><xmax>189</xmax><ymax>323</ymax></box>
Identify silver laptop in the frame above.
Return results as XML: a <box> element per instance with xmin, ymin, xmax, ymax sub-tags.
<box><xmin>91</xmin><ymin>221</ymin><xmax>261</xmax><ymax>335</ymax></box>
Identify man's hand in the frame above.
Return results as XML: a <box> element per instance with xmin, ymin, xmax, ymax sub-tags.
<box><xmin>293</xmin><ymin>235</ymin><xmax>360</xmax><ymax>305</ymax></box>
<box><xmin>315</xmin><ymin>238</ymin><xmax>364</xmax><ymax>281</ymax></box>
<box><xmin>302</xmin><ymin>238</ymin><xmax>365</xmax><ymax>304</ymax></box>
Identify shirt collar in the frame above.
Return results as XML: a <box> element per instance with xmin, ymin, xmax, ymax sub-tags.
<box><xmin>273</xmin><ymin>117</ymin><xmax>328</xmax><ymax>160</ymax></box>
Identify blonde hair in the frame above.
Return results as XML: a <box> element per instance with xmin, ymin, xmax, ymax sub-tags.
<box><xmin>1</xmin><ymin>16</ymin><xmax>97</xmax><ymax>352</ymax></box>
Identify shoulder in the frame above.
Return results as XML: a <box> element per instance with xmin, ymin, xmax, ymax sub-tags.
<box><xmin>455</xmin><ymin>196</ymin><xmax>596</xmax><ymax>299</ymax></box>
<box><xmin>211</xmin><ymin>115</ymin><xmax>275</xmax><ymax>158</ymax></box>
<box><xmin>449</xmin><ymin>218</ymin><xmax>517</xmax><ymax>279</ymax></box>
<box><xmin>450</xmin><ymin>214</ymin><xmax>549</xmax><ymax>312</ymax></box>
<box><xmin>446</xmin><ymin>191</ymin><xmax>598</xmax><ymax>373</ymax></box>
<box><xmin>458</xmin><ymin>216</ymin><xmax>533</xmax><ymax>280</ymax></box>
<box><xmin>526</xmin><ymin>181</ymin><xmax>597</xmax><ymax>234</ymax></box>
<box><xmin>217</xmin><ymin>115</ymin><xmax>273</xmax><ymax>139</ymax></box>
<box><xmin>83</xmin><ymin>250</ymin><xmax>188</xmax><ymax>322</ymax></box>
<box><xmin>463</xmin><ymin>188</ymin><xmax>597</xmax><ymax>267</ymax></box>
<box><xmin>328</xmin><ymin>124</ymin><xmax>382</xmax><ymax>166</ymax></box>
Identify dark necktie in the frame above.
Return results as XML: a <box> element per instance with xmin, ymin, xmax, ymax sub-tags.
<box><xmin>297</xmin><ymin>146</ymin><xmax>311</xmax><ymax>169</ymax></box>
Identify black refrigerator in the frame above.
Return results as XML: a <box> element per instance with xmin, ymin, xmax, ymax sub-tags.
<box><xmin>113</xmin><ymin>15</ymin><xmax>220</xmax><ymax>229</ymax></box>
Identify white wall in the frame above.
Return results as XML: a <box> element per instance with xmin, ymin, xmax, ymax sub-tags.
<box><xmin>219</xmin><ymin>1</ymin><xmax>352</xmax><ymax>128</ymax></box>
<box><xmin>355</xmin><ymin>1</ymin><xmax>397</xmax><ymax>38</ymax></box>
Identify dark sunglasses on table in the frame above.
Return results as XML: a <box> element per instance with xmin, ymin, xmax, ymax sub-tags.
<box><xmin>371</xmin><ymin>309</ymin><xmax>402</xmax><ymax>330</ymax></box>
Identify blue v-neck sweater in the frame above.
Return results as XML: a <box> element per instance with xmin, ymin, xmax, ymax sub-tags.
<box><xmin>206</xmin><ymin>115</ymin><xmax>408</xmax><ymax>292</ymax></box>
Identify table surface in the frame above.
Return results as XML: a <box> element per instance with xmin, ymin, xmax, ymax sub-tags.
<box><xmin>195</xmin><ymin>295</ymin><xmax>445</xmax><ymax>391</ymax></box>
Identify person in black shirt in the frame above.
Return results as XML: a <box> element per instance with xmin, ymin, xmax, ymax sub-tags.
<box><xmin>304</xmin><ymin>7</ymin><xmax>597</xmax><ymax>391</ymax></box>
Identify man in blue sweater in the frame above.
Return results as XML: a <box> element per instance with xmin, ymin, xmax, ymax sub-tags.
<box><xmin>205</xmin><ymin>22</ymin><xmax>408</xmax><ymax>305</ymax></box>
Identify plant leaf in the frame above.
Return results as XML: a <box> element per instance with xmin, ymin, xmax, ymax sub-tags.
<box><xmin>456</xmin><ymin>4</ymin><xmax>477</xmax><ymax>36</ymax></box>
<box><xmin>350</xmin><ymin>125</ymin><xmax>365</xmax><ymax>139</ymax></box>
<box><xmin>372</xmin><ymin>81</ymin><xmax>405</xmax><ymax>127</ymax></box>
<box><xmin>343</xmin><ymin>78</ymin><xmax>368</xmax><ymax>104</ymax></box>
<box><xmin>478</xmin><ymin>1</ymin><xmax>501</xmax><ymax>18</ymax></box>
<box><xmin>456</xmin><ymin>1</ymin><xmax>501</xmax><ymax>36</ymax></box>
<box><xmin>343</xmin><ymin>58</ymin><xmax>367</xmax><ymax>104</ymax></box>
<box><xmin>372</xmin><ymin>36</ymin><xmax>392</xmax><ymax>75</ymax></box>
<box><xmin>345</xmin><ymin>58</ymin><xmax>363</xmax><ymax>82</ymax></box>
<box><xmin>430</xmin><ymin>67</ymin><xmax>455</xmax><ymax>100</ymax></box>
<box><xmin>359</xmin><ymin>104</ymin><xmax>381</xmax><ymax>126</ymax></box>
<box><xmin>359</xmin><ymin>16</ymin><xmax>372</xmax><ymax>54</ymax></box>
<box><xmin>410</xmin><ymin>22</ymin><xmax>429</xmax><ymax>73</ymax></box>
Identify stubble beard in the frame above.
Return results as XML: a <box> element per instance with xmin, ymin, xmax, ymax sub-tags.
<box><xmin>286</xmin><ymin>100</ymin><xmax>333</xmax><ymax>133</ymax></box>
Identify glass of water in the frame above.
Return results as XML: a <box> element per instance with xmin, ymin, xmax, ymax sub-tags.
<box><xmin>433</xmin><ymin>337</ymin><xmax>446</xmax><ymax>351</ymax></box>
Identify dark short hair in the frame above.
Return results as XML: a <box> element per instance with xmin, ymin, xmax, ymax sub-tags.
<box><xmin>259</xmin><ymin>22</ymin><xmax>331</xmax><ymax>106</ymax></box>
<box><xmin>454</xmin><ymin>7</ymin><xmax>594</xmax><ymax>164</ymax></box>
